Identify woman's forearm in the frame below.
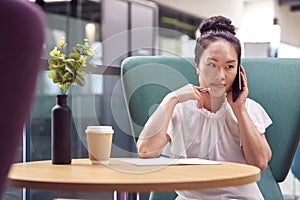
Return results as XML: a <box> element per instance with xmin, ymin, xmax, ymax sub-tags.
<box><xmin>137</xmin><ymin>93</ymin><xmax>178</xmax><ymax>158</ymax></box>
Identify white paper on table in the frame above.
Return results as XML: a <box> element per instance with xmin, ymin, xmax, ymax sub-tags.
<box><xmin>121</xmin><ymin>157</ymin><xmax>222</xmax><ymax>166</ymax></box>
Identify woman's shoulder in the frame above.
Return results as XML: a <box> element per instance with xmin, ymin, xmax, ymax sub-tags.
<box><xmin>245</xmin><ymin>98</ymin><xmax>265</xmax><ymax>110</ymax></box>
<box><xmin>245</xmin><ymin>98</ymin><xmax>272</xmax><ymax>133</ymax></box>
<box><xmin>245</xmin><ymin>98</ymin><xmax>271</xmax><ymax>120</ymax></box>
<box><xmin>176</xmin><ymin>100</ymin><xmax>198</xmax><ymax>109</ymax></box>
<box><xmin>174</xmin><ymin>100</ymin><xmax>200</xmax><ymax>116</ymax></box>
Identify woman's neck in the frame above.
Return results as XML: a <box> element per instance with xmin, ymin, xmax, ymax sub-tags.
<box><xmin>203</xmin><ymin>95</ymin><xmax>226</xmax><ymax>113</ymax></box>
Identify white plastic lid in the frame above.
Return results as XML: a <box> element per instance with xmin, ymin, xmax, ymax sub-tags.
<box><xmin>85</xmin><ymin>126</ymin><xmax>114</xmax><ymax>134</ymax></box>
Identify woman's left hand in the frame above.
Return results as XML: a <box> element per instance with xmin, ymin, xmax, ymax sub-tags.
<box><xmin>227</xmin><ymin>65</ymin><xmax>249</xmax><ymax>111</ymax></box>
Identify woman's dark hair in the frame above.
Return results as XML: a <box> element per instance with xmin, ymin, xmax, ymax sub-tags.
<box><xmin>194</xmin><ymin>15</ymin><xmax>241</xmax><ymax>67</ymax></box>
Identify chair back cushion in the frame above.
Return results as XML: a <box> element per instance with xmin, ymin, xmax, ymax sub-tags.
<box><xmin>242</xmin><ymin>58</ymin><xmax>300</xmax><ymax>182</ymax></box>
<box><xmin>121</xmin><ymin>56</ymin><xmax>198</xmax><ymax>139</ymax></box>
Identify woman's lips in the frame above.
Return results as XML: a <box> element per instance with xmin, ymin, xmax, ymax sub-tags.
<box><xmin>210</xmin><ymin>83</ymin><xmax>225</xmax><ymax>89</ymax></box>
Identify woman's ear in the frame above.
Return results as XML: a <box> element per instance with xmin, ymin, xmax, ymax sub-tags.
<box><xmin>196</xmin><ymin>64</ymin><xmax>200</xmax><ymax>75</ymax></box>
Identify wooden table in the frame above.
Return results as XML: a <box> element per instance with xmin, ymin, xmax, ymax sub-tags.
<box><xmin>8</xmin><ymin>158</ymin><xmax>260</xmax><ymax>193</ymax></box>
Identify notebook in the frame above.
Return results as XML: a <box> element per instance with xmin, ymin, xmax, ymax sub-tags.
<box><xmin>121</xmin><ymin>157</ymin><xmax>222</xmax><ymax>166</ymax></box>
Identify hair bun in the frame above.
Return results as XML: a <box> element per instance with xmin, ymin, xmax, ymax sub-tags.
<box><xmin>199</xmin><ymin>15</ymin><xmax>236</xmax><ymax>35</ymax></box>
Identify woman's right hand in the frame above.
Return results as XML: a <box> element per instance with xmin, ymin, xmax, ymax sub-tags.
<box><xmin>172</xmin><ymin>84</ymin><xmax>208</xmax><ymax>108</ymax></box>
<box><xmin>138</xmin><ymin>84</ymin><xmax>209</xmax><ymax>158</ymax></box>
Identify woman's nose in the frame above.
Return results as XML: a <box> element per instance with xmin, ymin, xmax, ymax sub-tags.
<box><xmin>216</xmin><ymin>68</ymin><xmax>225</xmax><ymax>81</ymax></box>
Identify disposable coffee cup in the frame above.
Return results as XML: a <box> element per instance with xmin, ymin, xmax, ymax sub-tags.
<box><xmin>86</xmin><ymin>126</ymin><xmax>114</xmax><ymax>165</ymax></box>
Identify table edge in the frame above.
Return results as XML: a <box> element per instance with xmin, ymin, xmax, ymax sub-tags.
<box><xmin>8</xmin><ymin>158</ymin><xmax>261</xmax><ymax>192</ymax></box>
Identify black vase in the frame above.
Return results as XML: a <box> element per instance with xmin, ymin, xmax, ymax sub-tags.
<box><xmin>51</xmin><ymin>94</ymin><xmax>72</xmax><ymax>164</ymax></box>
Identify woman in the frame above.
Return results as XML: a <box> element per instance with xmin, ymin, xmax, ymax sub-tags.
<box><xmin>137</xmin><ymin>15</ymin><xmax>272</xmax><ymax>199</ymax></box>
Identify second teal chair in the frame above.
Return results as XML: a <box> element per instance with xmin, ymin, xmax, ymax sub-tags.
<box><xmin>292</xmin><ymin>144</ymin><xmax>300</xmax><ymax>180</ymax></box>
<box><xmin>121</xmin><ymin>56</ymin><xmax>300</xmax><ymax>200</ymax></box>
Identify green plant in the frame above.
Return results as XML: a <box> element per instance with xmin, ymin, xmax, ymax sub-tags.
<box><xmin>48</xmin><ymin>38</ymin><xmax>93</xmax><ymax>94</ymax></box>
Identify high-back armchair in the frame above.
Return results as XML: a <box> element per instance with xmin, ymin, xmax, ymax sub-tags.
<box><xmin>121</xmin><ymin>56</ymin><xmax>300</xmax><ymax>200</ymax></box>
<box><xmin>0</xmin><ymin>0</ymin><xmax>45</xmax><ymax>197</ymax></box>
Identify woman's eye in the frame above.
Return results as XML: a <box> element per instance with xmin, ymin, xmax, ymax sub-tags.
<box><xmin>225</xmin><ymin>65</ymin><xmax>234</xmax><ymax>69</ymax></box>
<box><xmin>208</xmin><ymin>63</ymin><xmax>216</xmax><ymax>67</ymax></box>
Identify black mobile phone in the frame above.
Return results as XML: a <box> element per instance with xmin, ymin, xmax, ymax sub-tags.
<box><xmin>232</xmin><ymin>65</ymin><xmax>242</xmax><ymax>102</ymax></box>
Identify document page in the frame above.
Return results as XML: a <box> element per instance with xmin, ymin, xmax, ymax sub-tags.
<box><xmin>121</xmin><ymin>157</ymin><xmax>222</xmax><ymax>166</ymax></box>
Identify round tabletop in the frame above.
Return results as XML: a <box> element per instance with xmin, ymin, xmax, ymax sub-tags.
<box><xmin>8</xmin><ymin>158</ymin><xmax>260</xmax><ymax>192</ymax></box>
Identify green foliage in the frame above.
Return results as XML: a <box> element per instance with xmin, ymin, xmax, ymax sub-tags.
<box><xmin>48</xmin><ymin>38</ymin><xmax>93</xmax><ymax>94</ymax></box>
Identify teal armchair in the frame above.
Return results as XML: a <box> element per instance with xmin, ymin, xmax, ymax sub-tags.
<box><xmin>121</xmin><ymin>56</ymin><xmax>300</xmax><ymax>200</ymax></box>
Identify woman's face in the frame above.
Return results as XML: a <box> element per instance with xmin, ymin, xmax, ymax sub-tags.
<box><xmin>197</xmin><ymin>40</ymin><xmax>238</xmax><ymax>98</ymax></box>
